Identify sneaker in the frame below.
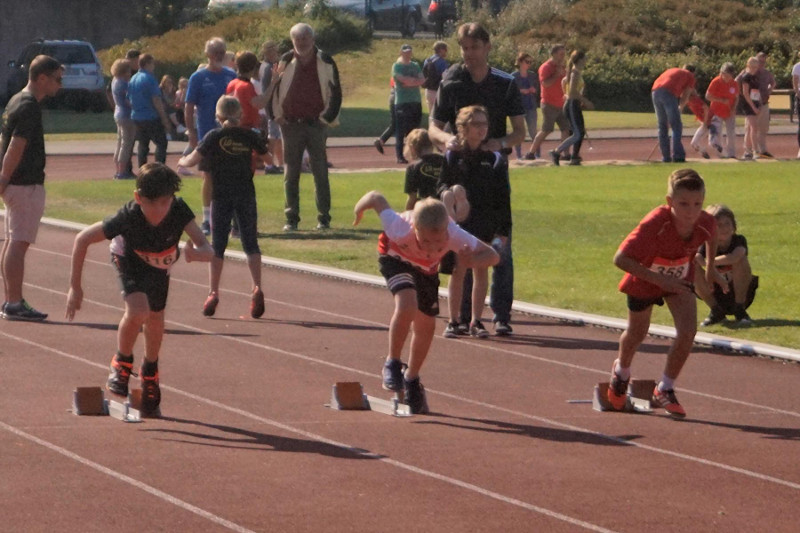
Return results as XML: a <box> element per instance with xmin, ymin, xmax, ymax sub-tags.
<box><xmin>1</xmin><ymin>299</ymin><xmax>48</xmax><ymax>322</ymax></box>
<box><xmin>457</xmin><ymin>321</ymin><xmax>470</xmax><ymax>335</ymax></box>
<box><xmin>568</xmin><ymin>155</ymin><xmax>582</xmax><ymax>166</ymax></box>
<box><xmin>404</xmin><ymin>376</ymin><xmax>429</xmax><ymax>414</ymax></box>
<box><xmin>652</xmin><ymin>386</ymin><xmax>686</xmax><ymax>418</ymax></box>
<box><xmin>397</xmin><ymin>157</ymin><xmax>409</xmax><ymax>164</ymax></box>
<box><xmin>177</xmin><ymin>165</ymin><xmax>194</xmax><ymax>176</ymax></box>
<box><xmin>107</xmin><ymin>354</ymin><xmax>135</xmax><ymax>397</ymax></box>
<box><xmin>282</xmin><ymin>222</ymin><xmax>297</xmax><ymax>232</ymax></box>
<box><xmin>443</xmin><ymin>321</ymin><xmax>460</xmax><ymax>338</ymax></box>
<box><xmin>264</xmin><ymin>165</ymin><xmax>283</xmax><ymax>175</ymax></box>
<box><xmin>373</xmin><ymin>139</ymin><xmax>384</xmax><ymax>155</ymax></box>
<box><xmin>523</xmin><ymin>152</ymin><xmax>536</xmax><ymax>160</ymax></box>
<box><xmin>673</xmin><ymin>157</ymin><xmax>686</xmax><ymax>163</ymax></box>
<box><xmin>0</xmin><ymin>301</ymin><xmax>6</xmax><ymax>318</ymax></box>
<box><xmin>700</xmin><ymin>151</ymin><xmax>710</xmax><ymax>160</ymax></box>
<box><xmin>140</xmin><ymin>362</ymin><xmax>161</xmax><ymax>414</ymax></box>
<box><xmin>315</xmin><ymin>221</ymin><xmax>330</xmax><ymax>230</ymax></box>
<box><xmin>201</xmin><ymin>220</ymin><xmax>211</xmax><ymax>236</ymax></box>
<box><xmin>470</xmin><ymin>320</ymin><xmax>490</xmax><ymax>338</ymax></box>
<box><xmin>251</xmin><ymin>288</ymin><xmax>265</xmax><ymax>319</ymax></box>
<box><xmin>734</xmin><ymin>304</ymin><xmax>753</xmax><ymax>326</ymax></box>
<box><xmin>700</xmin><ymin>306</ymin><xmax>726</xmax><ymax>327</ymax></box>
<box><xmin>714</xmin><ymin>144</ymin><xmax>723</xmax><ymax>154</ymax></box>
<box><xmin>742</xmin><ymin>152</ymin><xmax>754</xmax><ymax>161</ymax></box>
<box><xmin>382</xmin><ymin>358</ymin><xmax>404</xmax><ymax>392</ymax></box>
<box><xmin>549</xmin><ymin>149</ymin><xmax>560</xmax><ymax>166</ymax></box>
<box><xmin>494</xmin><ymin>321</ymin><xmax>513</xmax><ymax>336</ymax></box>
<box><xmin>176</xmin><ymin>124</ymin><xmax>187</xmax><ymax>135</ymax></box>
<box><xmin>202</xmin><ymin>291</ymin><xmax>219</xmax><ymax>317</ymax></box>
<box><xmin>607</xmin><ymin>369</ymin><xmax>629</xmax><ymax>411</ymax></box>
<box><xmin>759</xmin><ymin>151</ymin><xmax>774</xmax><ymax>159</ymax></box>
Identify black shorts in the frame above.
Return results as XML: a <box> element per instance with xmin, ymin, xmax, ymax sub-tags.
<box><xmin>111</xmin><ymin>254</ymin><xmax>170</xmax><ymax>312</ymax></box>
<box><xmin>713</xmin><ymin>275</ymin><xmax>759</xmax><ymax>314</ymax></box>
<box><xmin>379</xmin><ymin>255</ymin><xmax>440</xmax><ymax>317</ymax></box>
<box><xmin>627</xmin><ymin>294</ymin><xmax>665</xmax><ymax>312</ymax></box>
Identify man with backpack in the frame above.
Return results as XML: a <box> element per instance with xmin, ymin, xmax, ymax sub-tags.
<box><xmin>422</xmin><ymin>41</ymin><xmax>449</xmax><ymax>115</ymax></box>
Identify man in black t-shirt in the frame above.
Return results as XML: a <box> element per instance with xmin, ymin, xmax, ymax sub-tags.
<box><xmin>429</xmin><ymin>22</ymin><xmax>525</xmax><ymax>336</ymax></box>
<box><xmin>0</xmin><ymin>55</ymin><xmax>62</xmax><ymax>321</ymax></box>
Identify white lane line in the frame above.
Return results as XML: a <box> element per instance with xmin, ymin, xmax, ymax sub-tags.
<box><xmin>0</xmin><ymin>331</ymin><xmax>616</xmax><ymax>533</ymax></box>
<box><xmin>0</xmin><ymin>419</ymin><xmax>255</xmax><ymax>533</ymax></box>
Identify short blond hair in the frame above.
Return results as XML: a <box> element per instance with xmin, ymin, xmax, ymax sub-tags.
<box><xmin>216</xmin><ymin>95</ymin><xmax>242</xmax><ymax>126</ymax></box>
<box><xmin>110</xmin><ymin>58</ymin><xmax>131</xmax><ymax>78</ymax></box>
<box><xmin>403</xmin><ymin>128</ymin><xmax>434</xmax><ymax>161</ymax></box>
<box><xmin>667</xmin><ymin>168</ymin><xmax>705</xmax><ymax>196</ymax></box>
<box><xmin>412</xmin><ymin>198</ymin><xmax>449</xmax><ymax>231</ymax></box>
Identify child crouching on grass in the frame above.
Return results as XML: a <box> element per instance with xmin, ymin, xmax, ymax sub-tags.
<box><xmin>353</xmin><ymin>191</ymin><xmax>498</xmax><ymax>414</ymax></box>
<box><xmin>65</xmin><ymin>163</ymin><xmax>213</xmax><ymax>414</ymax></box>
<box><xmin>607</xmin><ymin>168</ymin><xmax>726</xmax><ymax>418</ymax></box>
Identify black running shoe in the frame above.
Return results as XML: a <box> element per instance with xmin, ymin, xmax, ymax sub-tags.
<box><xmin>107</xmin><ymin>354</ymin><xmax>135</xmax><ymax>397</ymax></box>
<box><xmin>2</xmin><ymin>299</ymin><xmax>47</xmax><ymax>321</ymax></box>
<box><xmin>382</xmin><ymin>358</ymin><xmax>404</xmax><ymax>392</ymax></box>
<box><xmin>700</xmin><ymin>306</ymin><xmax>726</xmax><ymax>327</ymax></box>
<box><xmin>494</xmin><ymin>321</ymin><xmax>513</xmax><ymax>336</ymax></box>
<box><xmin>404</xmin><ymin>376</ymin><xmax>429</xmax><ymax>414</ymax></box>
<box><xmin>140</xmin><ymin>362</ymin><xmax>161</xmax><ymax>414</ymax></box>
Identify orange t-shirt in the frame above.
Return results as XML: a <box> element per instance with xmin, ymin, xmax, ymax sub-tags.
<box><xmin>652</xmin><ymin>68</ymin><xmax>696</xmax><ymax>98</ymax></box>
<box><xmin>539</xmin><ymin>59</ymin><xmax>565</xmax><ymax>108</ymax></box>
<box><xmin>226</xmin><ymin>78</ymin><xmax>260</xmax><ymax>129</ymax></box>
<box><xmin>706</xmin><ymin>76</ymin><xmax>738</xmax><ymax>119</ymax></box>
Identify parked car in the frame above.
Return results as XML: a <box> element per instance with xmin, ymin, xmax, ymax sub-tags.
<box><xmin>6</xmin><ymin>39</ymin><xmax>106</xmax><ymax>112</ymax></box>
<box><xmin>366</xmin><ymin>0</ymin><xmax>423</xmax><ymax>37</ymax></box>
<box><xmin>423</xmin><ymin>0</ymin><xmax>457</xmax><ymax>37</ymax></box>
<box><xmin>207</xmin><ymin>0</ymin><xmax>270</xmax><ymax>9</ymax></box>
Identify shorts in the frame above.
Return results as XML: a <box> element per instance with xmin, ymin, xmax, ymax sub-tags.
<box><xmin>541</xmin><ymin>103</ymin><xmax>569</xmax><ymax>134</ymax></box>
<box><xmin>379</xmin><ymin>255</ymin><xmax>440</xmax><ymax>317</ymax></box>
<box><xmin>627</xmin><ymin>294</ymin><xmax>665</xmax><ymax>312</ymax></box>
<box><xmin>268</xmin><ymin>119</ymin><xmax>281</xmax><ymax>140</ymax></box>
<box><xmin>713</xmin><ymin>275</ymin><xmax>759</xmax><ymax>314</ymax></box>
<box><xmin>2</xmin><ymin>184</ymin><xmax>46</xmax><ymax>244</ymax></box>
<box><xmin>112</xmin><ymin>253</ymin><xmax>170</xmax><ymax>312</ymax></box>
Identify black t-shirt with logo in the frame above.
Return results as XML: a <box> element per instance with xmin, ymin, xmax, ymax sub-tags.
<box><xmin>196</xmin><ymin>126</ymin><xmax>268</xmax><ymax>200</ymax></box>
<box><xmin>404</xmin><ymin>153</ymin><xmax>445</xmax><ymax>200</ymax></box>
<box><xmin>0</xmin><ymin>90</ymin><xmax>46</xmax><ymax>185</ymax></box>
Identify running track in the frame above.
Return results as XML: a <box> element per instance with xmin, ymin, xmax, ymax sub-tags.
<box><xmin>1</xmin><ymin>221</ymin><xmax>798</xmax><ymax>532</ymax></box>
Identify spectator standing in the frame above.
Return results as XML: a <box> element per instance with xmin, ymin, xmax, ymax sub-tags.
<box><xmin>159</xmin><ymin>75</ymin><xmax>182</xmax><ymax>136</ymax></box>
<box><xmin>0</xmin><ymin>55</ymin><xmax>63</xmax><ymax>321</ymax></box>
<box><xmin>511</xmin><ymin>52</ymin><xmax>540</xmax><ymax>160</ymax></box>
<box><xmin>754</xmin><ymin>52</ymin><xmax>775</xmax><ymax>158</ymax></box>
<box><xmin>258</xmin><ymin>41</ymin><xmax>284</xmax><ymax>174</ymax></box>
<box><xmin>185</xmin><ymin>37</ymin><xmax>237</xmax><ymax>235</ymax></box>
<box><xmin>127</xmin><ymin>54</ymin><xmax>173</xmax><ymax>168</ymax></box>
<box><xmin>429</xmin><ymin>22</ymin><xmax>525</xmax><ymax>336</ymax></box>
<box><xmin>527</xmin><ymin>45</ymin><xmax>569</xmax><ymax>159</ymax></box>
<box><xmin>227</xmin><ymin>51</ymin><xmax>269</xmax><ymax>130</ymax></box>
<box><xmin>737</xmin><ymin>57</ymin><xmax>761</xmax><ymax>161</ymax></box>
<box><xmin>551</xmin><ymin>50</ymin><xmax>592</xmax><ymax>166</ymax></box>
<box><xmin>422</xmin><ymin>41</ymin><xmax>449</xmax><ymax>114</ymax></box>
<box><xmin>373</xmin><ymin>76</ymin><xmax>397</xmax><ymax>155</ymax></box>
<box><xmin>270</xmin><ymin>23</ymin><xmax>342</xmax><ymax>231</ymax></box>
<box><xmin>651</xmin><ymin>65</ymin><xmax>697</xmax><ymax>163</ymax></box>
<box><xmin>705</xmin><ymin>62</ymin><xmax>739</xmax><ymax>159</ymax></box>
<box><xmin>393</xmin><ymin>44</ymin><xmax>425</xmax><ymax>164</ymax></box>
<box><xmin>111</xmin><ymin>59</ymin><xmax>135</xmax><ymax>179</ymax></box>
<box><xmin>792</xmin><ymin>52</ymin><xmax>800</xmax><ymax>158</ymax></box>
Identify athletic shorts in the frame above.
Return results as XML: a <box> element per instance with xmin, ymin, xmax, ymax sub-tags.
<box><xmin>541</xmin><ymin>103</ymin><xmax>570</xmax><ymax>134</ymax></box>
<box><xmin>627</xmin><ymin>294</ymin><xmax>666</xmax><ymax>312</ymax></box>
<box><xmin>2</xmin><ymin>184</ymin><xmax>45</xmax><ymax>244</ymax></box>
<box><xmin>379</xmin><ymin>255</ymin><xmax>440</xmax><ymax>317</ymax></box>
<box><xmin>112</xmin><ymin>253</ymin><xmax>170</xmax><ymax>312</ymax></box>
<box><xmin>713</xmin><ymin>275</ymin><xmax>759</xmax><ymax>314</ymax></box>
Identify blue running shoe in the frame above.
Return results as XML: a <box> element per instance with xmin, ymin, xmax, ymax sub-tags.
<box><xmin>382</xmin><ymin>358</ymin><xmax>404</xmax><ymax>392</ymax></box>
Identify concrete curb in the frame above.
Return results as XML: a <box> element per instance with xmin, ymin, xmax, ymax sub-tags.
<box><xmin>35</xmin><ymin>213</ymin><xmax>800</xmax><ymax>364</ymax></box>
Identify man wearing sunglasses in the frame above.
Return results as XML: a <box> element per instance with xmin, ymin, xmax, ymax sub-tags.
<box><xmin>0</xmin><ymin>54</ymin><xmax>63</xmax><ymax>321</ymax></box>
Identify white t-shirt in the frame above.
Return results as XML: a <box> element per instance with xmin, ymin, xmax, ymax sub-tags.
<box><xmin>792</xmin><ymin>62</ymin><xmax>800</xmax><ymax>92</ymax></box>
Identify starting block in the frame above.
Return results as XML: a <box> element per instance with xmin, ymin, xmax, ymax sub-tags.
<box><xmin>328</xmin><ymin>382</ymin><xmax>413</xmax><ymax>417</ymax></box>
<box><xmin>592</xmin><ymin>379</ymin><xmax>656</xmax><ymax>413</ymax></box>
<box><xmin>72</xmin><ymin>387</ymin><xmax>107</xmax><ymax>416</ymax></box>
<box><xmin>72</xmin><ymin>387</ymin><xmax>160</xmax><ymax>423</ymax></box>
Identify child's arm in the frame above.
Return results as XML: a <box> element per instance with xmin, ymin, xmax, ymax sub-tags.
<box><xmin>613</xmin><ymin>250</ymin><xmax>693</xmax><ymax>294</ymax></box>
<box><xmin>457</xmin><ymin>240</ymin><xmax>500</xmax><ymax>269</ymax></box>
<box><xmin>65</xmin><ymin>223</ymin><xmax>108</xmax><ymax>321</ymax></box>
<box><xmin>353</xmin><ymin>190</ymin><xmax>392</xmax><ymax>226</ymax></box>
<box><xmin>713</xmin><ymin>245</ymin><xmax>747</xmax><ymax>267</ymax></box>
<box><xmin>182</xmin><ymin>220</ymin><xmax>214</xmax><ymax>263</ymax></box>
<box><xmin>178</xmin><ymin>149</ymin><xmax>202</xmax><ymax>169</ymax></box>
<box><xmin>703</xmin><ymin>239</ymin><xmax>729</xmax><ymax>293</ymax></box>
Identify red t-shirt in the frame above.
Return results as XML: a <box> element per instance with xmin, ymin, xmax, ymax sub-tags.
<box><xmin>539</xmin><ymin>59</ymin><xmax>565</xmax><ymax>108</ymax></box>
<box><xmin>706</xmin><ymin>75</ymin><xmax>738</xmax><ymax>119</ymax></box>
<box><xmin>687</xmin><ymin>95</ymin><xmax>707</xmax><ymax>122</ymax></box>
<box><xmin>226</xmin><ymin>78</ymin><xmax>260</xmax><ymax>129</ymax></box>
<box><xmin>652</xmin><ymin>68</ymin><xmax>696</xmax><ymax>98</ymax></box>
<box><xmin>617</xmin><ymin>206</ymin><xmax>716</xmax><ymax>299</ymax></box>
<box><xmin>283</xmin><ymin>58</ymin><xmax>324</xmax><ymax>120</ymax></box>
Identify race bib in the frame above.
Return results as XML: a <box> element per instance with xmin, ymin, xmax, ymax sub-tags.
<box><xmin>134</xmin><ymin>245</ymin><xmax>179</xmax><ymax>270</ymax></box>
<box><xmin>750</xmin><ymin>90</ymin><xmax>761</xmax><ymax>101</ymax></box>
<box><xmin>650</xmin><ymin>256</ymin><xmax>690</xmax><ymax>279</ymax></box>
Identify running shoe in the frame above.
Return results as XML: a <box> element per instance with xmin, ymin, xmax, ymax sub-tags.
<box><xmin>404</xmin><ymin>376</ymin><xmax>429</xmax><ymax>414</ymax></box>
<box><xmin>734</xmin><ymin>305</ymin><xmax>753</xmax><ymax>326</ymax></box>
<box><xmin>203</xmin><ymin>291</ymin><xmax>219</xmax><ymax>317</ymax></box>
<box><xmin>494</xmin><ymin>321</ymin><xmax>513</xmax><ymax>336</ymax></box>
<box><xmin>651</xmin><ymin>386</ymin><xmax>686</xmax><ymax>418</ymax></box>
<box><xmin>759</xmin><ymin>151</ymin><xmax>774</xmax><ymax>159</ymax></box>
<box><xmin>1</xmin><ymin>299</ymin><xmax>48</xmax><ymax>322</ymax></box>
<box><xmin>251</xmin><ymin>288</ymin><xmax>265</xmax><ymax>319</ymax></box>
<box><xmin>607</xmin><ymin>367</ymin><xmax>629</xmax><ymax>411</ymax></box>
<box><xmin>700</xmin><ymin>306</ymin><xmax>726</xmax><ymax>327</ymax></box>
<box><xmin>549</xmin><ymin>149</ymin><xmax>560</xmax><ymax>166</ymax></box>
<box><xmin>107</xmin><ymin>354</ymin><xmax>135</xmax><ymax>397</ymax></box>
<box><xmin>382</xmin><ymin>358</ymin><xmax>404</xmax><ymax>392</ymax></box>
<box><xmin>568</xmin><ymin>156</ymin><xmax>582</xmax><ymax>166</ymax></box>
<box><xmin>282</xmin><ymin>222</ymin><xmax>297</xmax><ymax>232</ymax></box>
<box><xmin>700</xmin><ymin>151</ymin><xmax>710</xmax><ymax>160</ymax></box>
<box><xmin>201</xmin><ymin>220</ymin><xmax>211</xmax><ymax>236</ymax></box>
<box><xmin>373</xmin><ymin>139</ymin><xmax>384</xmax><ymax>155</ymax></box>
<box><xmin>443</xmin><ymin>322</ymin><xmax>460</xmax><ymax>338</ymax></box>
<box><xmin>470</xmin><ymin>320</ymin><xmax>490</xmax><ymax>338</ymax></box>
<box><xmin>713</xmin><ymin>144</ymin><xmax>723</xmax><ymax>154</ymax></box>
<box><xmin>140</xmin><ymin>362</ymin><xmax>161</xmax><ymax>414</ymax></box>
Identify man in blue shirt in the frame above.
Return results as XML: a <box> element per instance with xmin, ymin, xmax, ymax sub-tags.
<box><xmin>127</xmin><ymin>54</ymin><xmax>172</xmax><ymax>168</ymax></box>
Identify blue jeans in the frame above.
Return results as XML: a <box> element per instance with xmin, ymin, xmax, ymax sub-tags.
<box><xmin>459</xmin><ymin>236</ymin><xmax>514</xmax><ymax>324</ymax></box>
<box><xmin>652</xmin><ymin>88</ymin><xmax>684</xmax><ymax>162</ymax></box>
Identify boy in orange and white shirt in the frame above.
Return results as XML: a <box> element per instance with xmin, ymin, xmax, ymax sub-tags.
<box><xmin>607</xmin><ymin>169</ymin><xmax>725</xmax><ymax>418</ymax></box>
<box><xmin>705</xmin><ymin>62</ymin><xmax>739</xmax><ymax>159</ymax></box>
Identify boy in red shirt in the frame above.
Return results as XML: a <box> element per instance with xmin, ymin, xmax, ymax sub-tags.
<box><xmin>687</xmin><ymin>94</ymin><xmax>713</xmax><ymax>159</ymax></box>
<box><xmin>705</xmin><ymin>63</ymin><xmax>739</xmax><ymax>159</ymax></box>
<box><xmin>607</xmin><ymin>169</ymin><xmax>725</xmax><ymax>418</ymax></box>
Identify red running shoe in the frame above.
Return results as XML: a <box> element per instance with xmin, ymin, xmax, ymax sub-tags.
<box><xmin>652</xmin><ymin>386</ymin><xmax>686</xmax><ymax>418</ymax></box>
<box><xmin>203</xmin><ymin>291</ymin><xmax>219</xmax><ymax>317</ymax></box>
<box><xmin>607</xmin><ymin>366</ymin><xmax>629</xmax><ymax>411</ymax></box>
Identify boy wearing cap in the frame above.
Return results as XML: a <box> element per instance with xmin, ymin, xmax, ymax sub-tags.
<box><xmin>706</xmin><ymin>63</ymin><xmax>739</xmax><ymax>159</ymax></box>
<box><xmin>393</xmin><ymin>44</ymin><xmax>425</xmax><ymax>164</ymax></box>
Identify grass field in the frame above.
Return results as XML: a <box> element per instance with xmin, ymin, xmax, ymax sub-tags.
<box><xmin>43</xmin><ymin>162</ymin><xmax>800</xmax><ymax>350</ymax></box>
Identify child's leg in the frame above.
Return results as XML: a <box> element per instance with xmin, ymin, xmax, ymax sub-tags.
<box><xmin>142</xmin><ymin>309</ymin><xmax>166</xmax><ymax>364</ymax></box>
<box><xmin>388</xmin><ymin>288</ymin><xmax>417</xmax><ymax>360</ymax></box>
<box><xmin>470</xmin><ymin>266</ymin><xmax>489</xmax><ymax>324</ymax></box>
<box><xmin>662</xmin><ymin>292</ymin><xmax>698</xmax><ymax>381</ymax></box>
<box><xmin>405</xmin><ymin>310</ymin><xmax>436</xmax><ymax>380</ymax></box>
<box><xmin>209</xmin><ymin>257</ymin><xmax>224</xmax><ymax>294</ymax></box>
<box><xmin>451</xmin><ymin>185</ymin><xmax>470</xmax><ymax>222</ymax></box>
<box><xmin>616</xmin><ymin>306</ymin><xmax>653</xmax><ymax>370</ymax></box>
<box><xmin>118</xmin><ymin>292</ymin><xmax>150</xmax><ymax>356</ymax></box>
<box><xmin>247</xmin><ymin>253</ymin><xmax>262</xmax><ymax>290</ymax></box>
<box><xmin>447</xmin><ymin>259</ymin><xmax>466</xmax><ymax>324</ymax></box>
<box><xmin>730</xmin><ymin>256</ymin><xmax>753</xmax><ymax>305</ymax></box>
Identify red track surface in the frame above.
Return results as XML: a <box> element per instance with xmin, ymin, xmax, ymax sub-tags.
<box><xmin>1</xmin><ymin>221</ymin><xmax>799</xmax><ymax>532</ymax></box>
